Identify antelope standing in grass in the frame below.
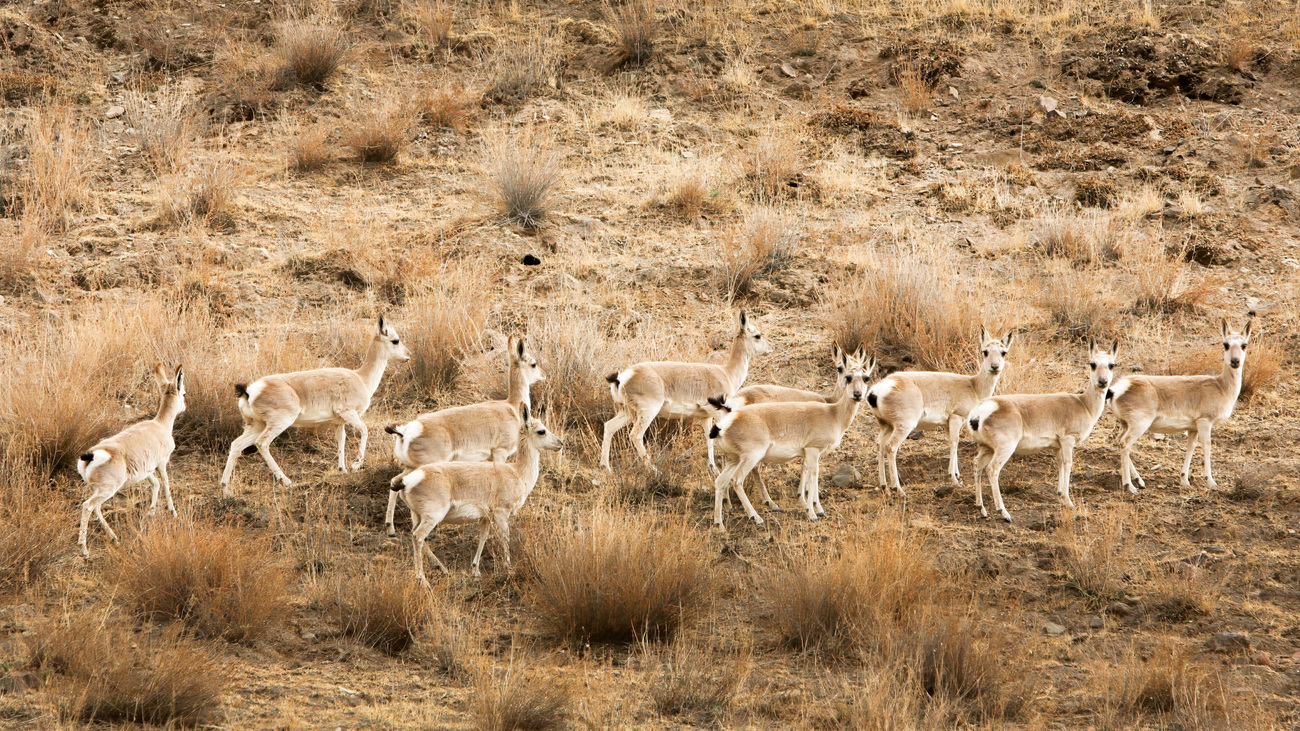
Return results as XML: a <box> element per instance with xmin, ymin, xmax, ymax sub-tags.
<box><xmin>220</xmin><ymin>317</ymin><xmax>411</xmax><ymax>494</ymax></box>
<box><xmin>600</xmin><ymin>310</ymin><xmax>772</xmax><ymax>473</ymax></box>
<box><xmin>867</xmin><ymin>327</ymin><xmax>1013</xmax><ymax>498</ymax></box>
<box><xmin>390</xmin><ymin>405</ymin><xmax>563</xmax><ymax>585</ymax></box>
<box><xmin>968</xmin><ymin>339</ymin><xmax>1118</xmax><ymax>523</ymax></box>
<box><xmin>76</xmin><ymin>364</ymin><xmax>185</xmax><ymax>557</ymax></box>
<box><xmin>1109</xmin><ymin>319</ymin><xmax>1252</xmax><ymax>493</ymax></box>
<box><xmin>382</xmin><ymin>336</ymin><xmax>544</xmax><ymax>536</ymax></box>
<box><xmin>705</xmin><ymin>349</ymin><xmax>873</xmax><ymax>527</ymax></box>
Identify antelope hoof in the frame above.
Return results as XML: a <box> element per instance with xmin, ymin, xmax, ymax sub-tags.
<box><xmin>1126</xmin><ymin>484</ymin><xmax>1138</xmax><ymax>495</ymax></box>
<box><xmin>979</xmin><ymin>507</ymin><xmax>988</xmax><ymax>519</ymax></box>
<box><xmin>386</xmin><ymin>526</ymin><xmax>397</xmax><ymax>538</ymax></box>
<box><xmin>816</xmin><ymin>506</ymin><xmax>826</xmax><ymax>517</ymax></box>
<box><xmin>418</xmin><ymin>577</ymin><xmax>431</xmax><ymax>589</ymax></box>
<box><xmin>1180</xmin><ymin>476</ymin><xmax>1191</xmax><ymax>488</ymax></box>
<box><xmin>1001</xmin><ymin>513</ymin><xmax>1013</xmax><ymax>523</ymax></box>
<box><xmin>80</xmin><ymin>545</ymin><xmax>89</xmax><ymax>558</ymax></box>
<box><xmin>767</xmin><ymin>503</ymin><xmax>783</xmax><ymax>513</ymax></box>
<box><xmin>471</xmin><ymin>567</ymin><xmax>482</xmax><ymax>578</ymax></box>
<box><xmin>351</xmin><ymin>459</ymin><xmax>365</xmax><ymax>471</ymax></box>
<box><xmin>807</xmin><ymin>513</ymin><xmax>819</xmax><ymax>522</ymax></box>
<box><xmin>1206</xmin><ymin>479</ymin><xmax>1219</xmax><ymax>490</ymax></box>
<box><xmin>1135</xmin><ymin>476</ymin><xmax>1146</xmax><ymax>489</ymax></box>
<box><xmin>752</xmin><ymin>516</ymin><xmax>765</xmax><ymax>526</ymax></box>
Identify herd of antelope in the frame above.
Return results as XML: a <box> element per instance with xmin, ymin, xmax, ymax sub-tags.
<box><xmin>74</xmin><ymin>311</ymin><xmax>1255</xmax><ymax>585</ymax></box>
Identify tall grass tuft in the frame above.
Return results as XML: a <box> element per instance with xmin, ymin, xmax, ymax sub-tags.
<box><xmin>482</xmin><ymin>130</ymin><xmax>564</xmax><ymax>228</ymax></box>
<box><xmin>721</xmin><ymin>206</ymin><xmax>801</xmax><ymax>299</ymax></box>
<box><xmin>23</xmin><ymin>105</ymin><xmax>94</xmax><ymax>234</ymax></box>
<box><xmin>276</xmin><ymin>17</ymin><xmax>349</xmax><ymax>88</ymax></box>
<box><xmin>343</xmin><ymin>92</ymin><xmax>413</xmax><ymax>164</ymax></box>
<box><xmin>607</xmin><ymin>0</ymin><xmax>655</xmax><ymax>67</ymax></box>
<box><xmin>403</xmin><ymin>271</ymin><xmax>492</xmax><ymax>397</ymax></box>
<box><xmin>124</xmin><ymin>85</ymin><xmax>191</xmax><ymax>173</ymax></box>
<box><xmin>473</xmin><ymin>662</ymin><xmax>572</xmax><ymax>731</ymax></box>
<box><xmin>327</xmin><ymin>565</ymin><xmax>433</xmax><ymax>654</ymax></box>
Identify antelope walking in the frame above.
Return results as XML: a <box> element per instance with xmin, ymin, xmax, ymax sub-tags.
<box><xmin>600</xmin><ymin>310</ymin><xmax>772</xmax><ymax>473</ymax></box>
<box><xmin>1109</xmin><ymin>319</ymin><xmax>1252</xmax><ymax>493</ymax></box>
<box><xmin>968</xmin><ymin>339</ymin><xmax>1118</xmax><ymax>523</ymax></box>
<box><xmin>390</xmin><ymin>405</ymin><xmax>563</xmax><ymax>585</ymax></box>
<box><xmin>220</xmin><ymin>317</ymin><xmax>411</xmax><ymax>494</ymax></box>
<box><xmin>867</xmin><ymin>327</ymin><xmax>1013</xmax><ymax>497</ymax></box>
<box><xmin>382</xmin><ymin>336</ymin><xmax>544</xmax><ymax>536</ymax></box>
<box><xmin>706</xmin><ymin>349</ymin><xmax>873</xmax><ymax>526</ymax></box>
<box><xmin>76</xmin><ymin>363</ymin><xmax>185</xmax><ymax>556</ymax></box>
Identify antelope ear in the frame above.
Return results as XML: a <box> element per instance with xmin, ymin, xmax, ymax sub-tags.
<box><xmin>866</xmin><ymin>356</ymin><xmax>877</xmax><ymax>376</ymax></box>
<box><xmin>832</xmin><ymin>342</ymin><xmax>843</xmax><ymax>363</ymax></box>
<box><xmin>1221</xmin><ymin>318</ymin><xmax>1229</xmax><ymax>339</ymax></box>
<box><xmin>737</xmin><ymin>310</ymin><xmax>748</xmax><ymax>330</ymax></box>
<box><xmin>152</xmin><ymin>362</ymin><xmax>169</xmax><ymax>385</ymax></box>
<box><xmin>378</xmin><ymin>315</ymin><xmax>388</xmax><ymax>336</ymax></box>
<box><xmin>1243</xmin><ymin>318</ymin><xmax>1253</xmax><ymax>340</ymax></box>
<box><xmin>175</xmin><ymin>365</ymin><xmax>185</xmax><ymax>393</ymax></box>
<box><xmin>1088</xmin><ymin>337</ymin><xmax>1097</xmax><ymax>356</ymax></box>
<box><xmin>1110</xmin><ymin>339</ymin><xmax>1120</xmax><ymax>361</ymax></box>
<box><xmin>519</xmin><ymin>404</ymin><xmax>531</xmax><ymax>424</ymax></box>
<box><xmin>980</xmin><ymin>325</ymin><xmax>990</xmax><ymax>344</ymax></box>
<box><xmin>517</xmin><ymin>337</ymin><xmax>526</xmax><ymax>358</ymax></box>
<box><xmin>854</xmin><ymin>347</ymin><xmax>866</xmax><ymax>363</ymax></box>
<box><xmin>1003</xmin><ymin>329</ymin><xmax>1015</xmax><ymax>348</ymax></box>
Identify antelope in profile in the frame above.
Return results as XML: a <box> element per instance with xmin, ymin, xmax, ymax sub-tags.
<box><xmin>76</xmin><ymin>364</ymin><xmax>185</xmax><ymax>557</ymax></box>
<box><xmin>382</xmin><ymin>336</ymin><xmax>544</xmax><ymax>536</ymax></box>
<box><xmin>867</xmin><ymin>327</ymin><xmax>1013</xmax><ymax>497</ymax></box>
<box><xmin>705</xmin><ymin>349</ymin><xmax>873</xmax><ymax>527</ymax></box>
<box><xmin>390</xmin><ymin>405</ymin><xmax>563</xmax><ymax>585</ymax></box>
<box><xmin>968</xmin><ymin>339</ymin><xmax>1118</xmax><ymax>523</ymax></box>
<box><xmin>1109</xmin><ymin>319</ymin><xmax>1252</xmax><ymax>493</ymax></box>
<box><xmin>220</xmin><ymin>317</ymin><xmax>411</xmax><ymax>494</ymax></box>
<box><xmin>600</xmin><ymin>310</ymin><xmax>772</xmax><ymax>473</ymax></box>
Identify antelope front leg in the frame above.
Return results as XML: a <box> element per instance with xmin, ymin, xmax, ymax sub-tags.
<box><xmin>713</xmin><ymin>462</ymin><xmax>739</xmax><ymax>527</ymax></box>
<box><xmin>753</xmin><ymin>466</ymin><xmax>781</xmax><ymax>512</ymax></box>
<box><xmin>876</xmin><ymin>425</ymin><xmax>891</xmax><ymax>490</ymax></box>
<box><xmin>988</xmin><ymin>449</ymin><xmax>1014</xmax><ymax>523</ymax></box>
<box><xmin>802</xmin><ymin>449</ymin><xmax>822</xmax><ymax>521</ymax></box>
<box><xmin>1179</xmin><ymin>429</ymin><xmax>1198</xmax><ymax>487</ymax></box>
<box><xmin>600</xmin><ymin>411</ymin><xmax>631</xmax><ymax>471</ymax></box>
<box><xmin>1058</xmin><ymin>437</ymin><xmax>1077</xmax><ymax>509</ymax></box>
<box><xmin>470</xmin><ymin>520</ymin><xmax>492</xmax><ymax>577</ymax></box>
<box><xmin>339</xmin><ymin>410</ymin><xmax>369</xmax><ymax>471</ymax></box>
<box><xmin>1197</xmin><ymin>419</ymin><xmax>1216</xmax><ymax>488</ymax></box>
<box><xmin>158</xmin><ymin>463</ymin><xmax>176</xmax><ymax>515</ymax></box>
<box><xmin>147</xmin><ymin>474</ymin><xmax>162</xmax><ymax>516</ymax></box>
<box><xmin>946</xmin><ymin>414</ymin><xmax>964</xmax><ymax>486</ymax></box>
<box><xmin>730</xmin><ymin>457</ymin><xmax>765</xmax><ymax>526</ymax></box>
<box><xmin>973</xmin><ymin>446</ymin><xmax>992</xmax><ymax>519</ymax></box>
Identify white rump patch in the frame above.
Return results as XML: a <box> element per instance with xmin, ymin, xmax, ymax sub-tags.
<box><xmin>1108</xmin><ymin>378</ymin><xmax>1132</xmax><ymax>400</ymax></box>
<box><xmin>610</xmin><ymin>369</ymin><xmax>637</xmax><ymax>403</ymax></box>
<box><xmin>969</xmin><ymin>400</ymin><xmax>999</xmax><ymax>428</ymax></box>
<box><xmin>78</xmin><ymin>449</ymin><xmax>112</xmax><ymax>480</ymax></box>
<box><xmin>401</xmin><ymin>468</ymin><xmax>426</xmax><ymax>490</ymax></box>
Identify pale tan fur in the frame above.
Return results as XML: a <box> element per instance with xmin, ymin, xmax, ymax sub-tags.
<box><xmin>391</xmin><ymin>406</ymin><xmax>563</xmax><ymax>585</ymax></box>
<box><xmin>1109</xmin><ymin>319</ymin><xmax>1252</xmax><ymax>493</ymax></box>
<box><xmin>868</xmin><ymin>327</ymin><xmax>1013</xmax><ymax>497</ymax></box>
<box><xmin>382</xmin><ymin>336</ymin><xmax>544</xmax><ymax>536</ymax></box>
<box><xmin>707</xmin><ymin>350</ymin><xmax>873</xmax><ymax>526</ymax></box>
<box><xmin>600</xmin><ymin>310</ymin><xmax>773</xmax><ymax>473</ymax></box>
<box><xmin>969</xmin><ymin>339</ymin><xmax>1119</xmax><ymax>523</ymax></box>
<box><xmin>220</xmin><ymin>317</ymin><xmax>411</xmax><ymax>493</ymax></box>
<box><xmin>77</xmin><ymin>364</ymin><xmax>185</xmax><ymax>557</ymax></box>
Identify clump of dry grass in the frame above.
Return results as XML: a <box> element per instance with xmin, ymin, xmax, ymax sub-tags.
<box><xmin>721</xmin><ymin>206</ymin><xmax>802</xmax><ymax>299</ymax></box>
<box><xmin>124</xmin><ymin>85</ymin><xmax>191</xmax><ymax>173</ymax></box>
<box><xmin>111</xmin><ymin>520</ymin><xmax>290</xmax><ymax>642</ymax></box>
<box><xmin>0</xmin><ymin>470</ymin><xmax>66</xmax><ymax>592</ymax></box>
<box><xmin>896</xmin><ymin>63</ymin><xmax>933</xmax><ymax>114</ymax></box>
<box><xmin>159</xmin><ymin>158</ymin><xmax>242</xmax><ymax>228</ymax></box>
<box><xmin>276</xmin><ymin>17</ymin><xmax>349</xmax><ymax>88</ymax></box>
<box><xmin>1036</xmin><ymin>266</ymin><xmax>1122</xmax><ymax>340</ymax></box>
<box><xmin>659</xmin><ymin>164</ymin><xmax>732</xmax><ymax>220</ymax></box>
<box><xmin>649</xmin><ymin>637</ymin><xmax>750</xmax><ymax>723</ymax></box>
<box><xmin>0</xmin><ymin>221</ymin><xmax>45</xmax><ymax>295</ymax></box>
<box><xmin>1143</xmin><ymin>563</ymin><xmax>1219</xmax><ymax>623</ymax></box>
<box><xmin>743</xmin><ymin>131</ymin><xmax>803</xmax><ymax>201</ymax></box>
<box><xmin>1030</xmin><ymin>207</ymin><xmax>1122</xmax><ymax>264</ymax></box>
<box><xmin>758</xmin><ymin>525</ymin><xmax>938</xmax><ymax>655</ymax></box>
<box><xmin>823</xmin><ymin>248</ymin><xmax>979</xmax><ymax>371</ymax></box>
<box><xmin>607</xmin><ymin>0</ymin><xmax>655</xmax><ymax>68</ymax></box>
<box><xmin>419</xmin><ymin>85</ymin><xmax>476</xmax><ymax>131</ymax></box>
<box><xmin>473</xmin><ymin>662</ymin><xmax>573</xmax><ymax>731</ymax></box>
<box><xmin>1128</xmin><ymin>239</ymin><xmax>1217</xmax><ymax>315</ymax></box>
<box><xmin>592</xmin><ymin>83</ymin><xmax>647</xmax><ymax>129</ymax></box>
<box><xmin>403</xmin><ymin>271</ymin><xmax>491</xmax><ymax>396</ymax></box>
<box><xmin>836</xmin><ymin>668</ymin><xmax>947</xmax><ymax>731</ymax></box>
<box><xmin>520</xmin><ymin>509</ymin><xmax>710</xmax><ymax>645</ymax></box>
<box><xmin>23</xmin><ymin>105</ymin><xmax>94</xmax><ymax>234</ymax></box>
<box><xmin>484</xmin><ymin>34</ymin><xmax>562</xmax><ymax>105</ymax></box>
<box><xmin>327</xmin><ymin>565</ymin><xmax>433</xmax><ymax>654</ymax></box>
<box><xmin>908</xmin><ymin>613</ymin><xmax>1022</xmax><ymax>720</ymax></box>
<box><xmin>343</xmin><ymin>92</ymin><xmax>413</xmax><ymax>164</ymax></box>
<box><xmin>530</xmin><ymin>307</ymin><xmax>620</xmax><ymax>434</ymax></box>
<box><xmin>28</xmin><ymin>614</ymin><xmax>227</xmax><ymax>726</ymax></box>
<box><xmin>1094</xmin><ymin>643</ymin><xmax>1267</xmax><ymax>729</ymax></box>
<box><xmin>405</xmin><ymin>0</ymin><xmax>454</xmax><ymax>47</ymax></box>
<box><xmin>287</xmin><ymin>124</ymin><xmax>334</xmax><ymax>172</ymax></box>
<box><xmin>482</xmin><ymin>130</ymin><xmax>564</xmax><ymax>228</ymax></box>
<box><xmin>1057</xmin><ymin>511</ymin><xmax>1133</xmax><ymax>606</ymax></box>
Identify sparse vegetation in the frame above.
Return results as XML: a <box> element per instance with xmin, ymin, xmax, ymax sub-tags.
<box><xmin>484</xmin><ymin>35</ymin><xmax>562</xmax><ymax>105</ymax></box>
<box><xmin>721</xmin><ymin>206</ymin><xmax>802</xmax><ymax>298</ymax></box>
<box><xmin>1031</xmin><ymin>207</ymin><xmax>1123</xmax><ymax>264</ymax></box>
<box><xmin>406</xmin><ymin>0</ymin><xmax>454</xmax><ymax>48</ymax></box>
<box><xmin>327</xmin><ymin>565</ymin><xmax>433</xmax><ymax>654</ymax></box>
<box><xmin>743</xmin><ymin>132</ymin><xmax>803</xmax><ymax>201</ymax></box>
<box><xmin>420</xmin><ymin>85</ymin><xmax>476</xmax><ymax>131</ymax></box>
<box><xmin>124</xmin><ymin>86</ymin><xmax>191</xmax><ymax>173</ymax></box>
<box><xmin>607</xmin><ymin>0</ymin><xmax>655</xmax><ymax>68</ymax></box>
<box><xmin>473</xmin><ymin>663</ymin><xmax>572</xmax><ymax>731</ymax></box>
<box><xmin>649</xmin><ymin>637</ymin><xmax>750</xmax><ymax>723</ymax></box>
<box><xmin>403</xmin><ymin>271</ymin><xmax>491</xmax><ymax>396</ymax></box>
<box><xmin>343</xmin><ymin>92</ymin><xmax>413</xmax><ymax>164</ymax></box>
<box><xmin>276</xmin><ymin>17</ymin><xmax>349</xmax><ymax>88</ymax></box>
<box><xmin>159</xmin><ymin>157</ymin><xmax>242</xmax><ymax>228</ymax></box>
<box><xmin>1057</xmin><ymin>511</ymin><xmax>1133</xmax><ymax>606</ymax></box>
<box><xmin>287</xmin><ymin>124</ymin><xmax>334</xmax><ymax>172</ymax></box>
<box><xmin>22</xmin><ymin>105</ymin><xmax>94</xmax><ymax>234</ymax></box>
<box><xmin>482</xmin><ymin>130</ymin><xmax>564</xmax><ymax>227</ymax></box>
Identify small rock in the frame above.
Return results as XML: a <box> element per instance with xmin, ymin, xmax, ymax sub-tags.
<box><xmin>529</xmin><ymin>272</ymin><xmax>582</xmax><ymax>295</ymax></box>
<box><xmin>933</xmin><ymin>484</ymin><xmax>954</xmax><ymax>498</ymax></box>
<box><xmin>948</xmin><ymin>85</ymin><xmax>959</xmax><ymax>100</ymax></box>
<box><xmin>780</xmin><ymin>62</ymin><xmax>798</xmax><ymax>78</ymax></box>
<box><xmin>1203</xmin><ymin>545</ymin><xmax>1229</xmax><ymax>555</ymax></box>
<box><xmin>1106</xmin><ymin>602</ymin><xmax>1131</xmax><ymax>618</ymax></box>
<box><xmin>830</xmin><ymin>464</ymin><xmax>860</xmax><ymax>488</ymax></box>
<box><xmin>300</xmin><ymin>631</ymin><xmax>317</xmax><ymax>642</ymax></box>
<box><xmin>104</xmin><ymin>105</ymin><xmax>125</xmax><ymax>119</ymax></box>
<box><xmin>110</xmin><ymin>71</ymin><xmax>128</xmax><ymax>83</ymax></box>
<box><xmin>1089</xmin><ymin>616</ymin><xmax>1104</xmax><ymax>629</ymax></box>
<box><xmin>1038</xmin><ymin>96</ymin><xmax>1058</xmax><ymax>113</ymax></box>
<box><xmin>1044</xmin><ymin>622</ymin><xmax>1067</xmax><ymax>636</ymax></box>
<box><xmin>521</xmin><ymin>254</ymin><xmax>541</xmax><ymax>266</ymax></box>
<box><xmin>1208</xmin><ymin>632</ymin><xmax>1251</xmax><ymax>654</ymax></box>
<box><xmin>680</xmin><ymin>150</ymin><xmax>695</xmax><ymax>159</ymax></box>
<box><xmin>648</xmin><ymin>109</ymin><xmax>672</xmax><ymax>122</ymax></box>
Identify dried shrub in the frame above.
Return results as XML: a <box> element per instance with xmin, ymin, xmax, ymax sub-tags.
<box><xmin>327</xmin><ymin>565</ymin><xmax>433</xmax><ymax>654</ymax></box>
<box><xmin>896</xmin><ymin>63</ymin><xmax>933</xmax><ymax>114</ymax></box>
<box><xmin>1030</xmin><ymin>207</ymin><xmax>1122</xmax><ymax>264</ymax></box>
<box><xmin>419</xmin><ymin>85</ymin><xmax>475</xmax><ymax>131</ymax></box>
<box><xmin>484</xmin><ymin>34</ymin><xmax>562</xmax><ymax>105</ymax></box>
<box><xmin>592</xmin><ymin>84</ymin><xmax>647</xmax><ymax>129</ymax></box>
<box><xmin>607</xmin><ymin>0</ymin><xmax>655</xmax><ymax>68</ymax></box>
<box><xmin>1057</xmin><ymin>511</ymin><xmax>1133</xmax><ymax>606</ymax></box>
<box><xmin>473</xmin><ymin>663</ymin><xmax>572</xmax><ymax>731</ymax></box>
<box><xmin>276</xmin><ymin>17</ymin><xmax>349</xmax><ymax>88</ymax></box>
<box><xmin>343</xmin><ymin>92</ymin><xmax>413</xmax><ymax>164</ymax></box>
<box><xmin>530</xmin><ymin>307</ymin><xmax>620</xmax><ymax>434</ymax></box>
<box><xmin>1143</xmin><ymin>564</ymin><xmax>1218</xmax><ymax>623</ymax></box>
<box><xmin>907</xmin><ymin>613</ymin><xmax>1023</xmax><ymax>720</ymax></box>
<box><xmin>0</xmin><ymin>221</ymin><xmax>44</xmax><ymax>295</ymax></box>
<box><xmin>212</xmin><ymin>37</ymin><xmax>277</xmax><ymax>121</ymax></box>
<box><xmin>0</xmin><ymin>473</ymin><xmax>66</xmax><ymax>592</ymax></box>
<box><xmin>405</xmin><ymin>0</ymin><xmax>454</xmax><ymax>47</ymax></box>
<box><xmin>28</xmin><ymin>616</ymin><xmax>227</xmax><ymax>727</ymax></box>
<box><xmin>403</xmin><ymin>270</ymin><xmax>491</xmax><ymax>396</ymax></box>
<box><xmin>823</xmin><ymin>249</ymin><xmax>979</xmax><ymax>371</ymax></box>
<box><xmin>1094</xmin><ymin>644</ymin><xmax>1268</xmax><ymax>729</ymax></box>
<box><xmin>721</xmin><ymin>206</ymin><xmax>801</xmax><ymax>298</ymax></box>
<box><xmin>659</xmin><ymin>165</ymin><xmax>732</xmax><ymax>220</ymax></box>
<box><xmin>1075</xmin><ymin>177</ymin><xmax>1117</xmax><ymax>208</ymax></box>
<box><xmin>1128</xmin><ymin>239</ymin><xmax>1216</xmax><ymax>315</ymax></box>
<box><xmin>482</xmin><ymin>130</ymin><xmax>564</xmax><ymax>228</ymax></box>
<box><xmin>520</xmin><ymin>509</ymin><xmax>710</xmax><ymax>644</ymax></box>
<box><xmin>743</xmin><ymin>132</ymin><xmax>803</xmax><ymax>201</ymax></box>
<box><xmin>111</xmin><ymin>520</ymin><xmax>290</xmax><ymax>642</ymax></box>
<box><xmin>1036</xmin><ymin>266</ymin><xmax>1122</xmax><ymax>340</ymax></box>
<box><xmin>649</xmin><ymin>637</ymin><xmax>750</xmax><ymax>723</ymax></box>
<box><xmin>159</xmin><ymin>158</ymin><xmax>242</xmax><ymax>228</ymax></box>
<box><xmin>23</xmin><ymin>105</ymin><xmax>94</xmax><ymax>234</ymax></box>
<box><xmin>124</xmin><ymin>85</ymin><xmax>191</xmax><ymax>173</ymax></box>
<box><xmin>287</xmin><ymin>124</ymin><xmax>334</xmax><ymax>172</ymax></box>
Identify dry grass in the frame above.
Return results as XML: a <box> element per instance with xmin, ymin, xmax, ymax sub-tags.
<box><xmin>287</xmin><ymin>123</ymin><xmax>334</xmax><ymax>172</ymax></box>
<box><xmin>327</xmin><ymin>564</ymin><xmax>433</xmax><ymax>654</ymax></box>
<box><xmin>124</xmin><ymin>85</ymin><xmax>191</xmax><ymax>173</ymax></box>
<box><xmin>743</xmin><ymin>131</ymin><xmax>803</xmax><ymax>201</ymax></box>
<box><xmin>1221</xmin><ymin>35</ymin><xmax>1255</xmax><ymax>72</ymax></box>
<box><xmin>592</xmin><ymin>83</ymin><xmax>648</xmax><ymax>129</ymax></box>
<box><xmin>0</xmin><ymin>472</ymin><xmax>66</xmax><ymax>592</ymax></box>
<box><xmin>403</xmin><ymin>272</ymin><xmax>492</xmax><ymax>397</ymax></box>
<box><xmin>648</xmin><ymin>637</ymin><xmax>750</xmax><ymax>723</ymax></box>
<box><xmin>1094</xmin><ymin>643</ymin><xmax>1266</xmax><ymax>729</ymax></box>
<box><xmin>721</xmin><ymin>206</ymin><xmax>802</xmax><ymax>299</ymax></box>
<box><xmin>836</xmin><ymin>668</ymin><xmax>947</xmax><ymax>731</ymax></box>
<box><xmin>1030</xmin><ymin>207</ymin><xmax>1122</xmax><ymax>264</ymax></box>
<box><xmin>1115</xmin><ymin>184</ymin><xmax>1165</xmax><ymax>222</ymax></box>
<box><xmin>484</xmin><ymin>34</ymin><xmax>563</xmax><ymax>105</ymax></box>
<box><xmin>28</xmin><ymin>614</ymin><xmax>227</xmax><ymax>726</ymax></box>
<box><xmin>405</xmin><ymin>0</ymin><xmax>454</xmax><ymax>47</ymax></box>
<box><xmin>111</xmin><ymin>520</ymin><xmax>290</xmax><ymax>642</ymax></box>
<box><xmin>823</xmin><ymin>248</ymin><xmax>980</xmax><ymax>371</ymax></box>
<box><xmin>530</xmin><ymin>307</ymin><xmax>621</xmax><ymax>434</ymax></box>
<box><xmin>907</xmin><ymin>612</ymin><xmax>1022</xmax><ymax>720</ymax></box>
<box><xmin>520</xmin><ymin>508</ymin><xmax>710</xmax><ymax>644</ymax></box>
<box><xmin>160</xmin><ymin>157</ymin><xmax>242</xmax><ymax>228</ymax></box>
<box><xmin>23</xmin><ymin>105</ymin><xmax>94</xmax><ymax>234</ymax></box>
<box><xmin>1057</xmin><ymin>510</ymin><xmax>1133</xmax><ymax>606</ymax></box>
<box><xmin>0</xmin><ymin>220</ymin><xmax>45</xmax><ymax>295</ymax></box>
<box><xmin>1143</xmin><ymin>563</ymin><xmax>1219</xmax><ymax>623</ymax></box>
<box><xmin>472</xmin><ymin>662</ymin><xmax>573</xmax><ymax>731</ymax></box>
<box><xmin>343</xmin><ymin>92</ymin><xmax>413</xmax><ymax>164</ymax></box>
<box><xmin>607</xmin><ymin>0</ymin><xmax>655</xmax><ymax>68</ymax></box>
<box><xmin>896</xmin><ymin>63</ymin><xmax>933</xmax><ymax>114</ymax></box>
<box><xmin>1128</xmin><ymin>239</ymin><xmax>1217</xmax><ymax>315</ymax></box>
<box><xmin>419</xmin><ymin>85</ymin><xmax>476</xmax><ymax>131</ymax></box>
<box><xmin>659</xmin><ymin>164</ymin><xmax>732</xmax><ymax>219</ymax></box>
<box><xmin>1036</xmin><ymin>266</ymin><xmax>1122</xmax><ymax>340</ymax></box>
<box><xmin>482</xmin><ymin>129</ymin><xmax>564</xmax><ymax>228</ymax></box>
<box><xmin>276</xmin><ymin>17</ymin><xmax>349</xmax><ymax>89</ymax></box>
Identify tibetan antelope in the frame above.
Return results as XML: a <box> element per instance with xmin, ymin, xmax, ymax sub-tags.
<box><xmin>968</xmin><ymin>339</ymin><xmax>1118</xmax><ymax>523</ymax></box>
<box><xmin>382</xmin><ymin>336</ymin><xmax>544</xmax><ymax>536</ymax></box>
<box><xmin>706</xmin><ymin>349</ymin><xmax>873</xmax><ymax>527</ymax></box>
<box><xmin>600</xmin><ymin>310</ymin><xmax>772</xmax><ymax>473</ymax></box>
<box><xmin>76</xmin><ymin>363</ymin><xmax>185</xmax><ymax>557</ymax></box>
<box><xmin>1109</xmin><ymin>319</ymin><xmax>1252</xmax><ymax>493</ymax></box>
<box><xmin>390</xmin><ymin>405</ymin><xmax>563</xmax><ymax>585</ymax></box>
<box><xmin>868</xmin><ymin>327</ymin><xmax>1013</xmax><ymax>497</ymax></box>
<box><xmin>219</xmin><ymin>317</ymin><xmax>411</xmax><ymax>494</ymax></box>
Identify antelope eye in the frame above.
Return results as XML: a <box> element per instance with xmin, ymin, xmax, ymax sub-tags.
<box><xmin>754</xmin><ymin>333</ymin><xmax>762</xmax><ymax>339</ymax></box>
<box><xmin>844</xmin><ymin>375</ymin><xmax>852</xmax><ymax>384</ymax></box>
<box><xmin>391</xmin><ymin>339</ymin><xmax>400</xmax><ymax>345</ymax></box>
<box><xmin>1224</xmin><ymin>343</ymin><xmax>1229</xmax><ymax>350</ymax></box>
<box><xmin>982</xmin><ymin>349</ymin><xmax>988</xmax><ymax>357</ymax></box>
<box><xmin>1089</xmin><ymin>363</ymin><xmax>1097</xmax><ymax>370</ymax></box>
<box><xmin>537</xmin><ymin>429</ymin><xmax>547</xmax><ymax>435</ymax></box>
